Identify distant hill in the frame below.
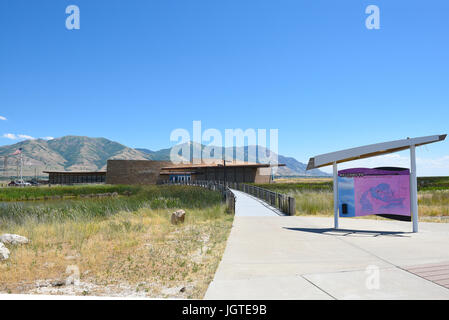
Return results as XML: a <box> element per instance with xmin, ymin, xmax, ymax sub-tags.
<box><xmin>137</xmin><ymin>142</ymin><xmax>329</xmax><ymax>177</ymax></box>
<box><xmin>0</xmin><ymin>136</ymin><xmax>329</xmax><ymax>178</ymax></box>
<box><xmin>0</xmin><ymin>136</ymin><xmax>149</xmax><ymax>177</ymax></box>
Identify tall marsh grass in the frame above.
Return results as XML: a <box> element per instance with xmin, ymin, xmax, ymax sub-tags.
<box><xmin>0</xmin><ymin>184</ymin><xmax>141</xmax><ymax>201</ymax></box>
<box><xmin>0</xmin><ymin>185</ymin><xmax>223</xmax><ymax>227</ymax></box>
<box><xmin>289</xmin><ymin>190</ymin><xmax>333</xmax><ymax>215</ymax></box>
<box><xmin>418</xmin><ymin>190</ymin><xmax>449</xmax><ymax>216</ymax></box>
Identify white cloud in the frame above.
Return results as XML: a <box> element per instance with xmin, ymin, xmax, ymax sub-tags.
<box><xmin>17</xmin><ymin>134</ymin><xmax>36</xmax><ymax>140</ymax></box>
<box><xmin>3</xmin><ymin>133</ymin><xmax>35</xmax><ymax>140</ymax></box>
<box><xmin>2</xmin><ymin>133</ymin><xmax>56</xmax><ymax>141</ymax></box>
<box><xmin>3</xmin><ymin>133</ymin><xmax>17</xmax><ymax>139</ymax></box>
<box><xmin>320</xmin><ymin>153</ymin><xmax>449</xmax><ymax>177</ymax></box>
<box><xmin>0</xmin><ymin>116</ymin><xmax>6</xmax><ymax>121</ymax></box>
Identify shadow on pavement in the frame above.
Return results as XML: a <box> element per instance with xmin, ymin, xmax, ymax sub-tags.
<box><xmin>283</xmin><ymin>227</ymin><xmax>411</xmax><ymax>237</ymax></box>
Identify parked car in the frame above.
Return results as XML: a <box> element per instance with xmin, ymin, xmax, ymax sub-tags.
<box><xmin>27</xmin><ymin>180</ymin><xmax>39</xmax><ymax>186</ymax></box>
<box><xmin>7</xmin><ymin>181</ymin><xmax>17</xmax><ymax>187</ymax></box>
<box><xmin>8</xmin><ymin>180</ymin><xmax>32</xmax><ymax>187</ymax></box>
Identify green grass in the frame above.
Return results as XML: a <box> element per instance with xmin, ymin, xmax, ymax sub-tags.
<box><xmin>0</xmin><ymin>185</ymin><xmax>141</xmax><ymax>201</ymax></box>
<box><xmin>417</xmin><ymin>176</ymin><xmax>449</xmax><ymax>191</ymax></box>
<box><xmin>255</xmin><ymin>182</ymin><xmax>332</xmax><ymax>192</ymax></box>
<box><xmin>0</xmin><ymin>185</ymin><xmax>223</xmax><ymax>227</ymax></box>
<box><xmin>262</xmin><ymin>176</ymin><xmax>449</xmax><ymax>192</ymax></box>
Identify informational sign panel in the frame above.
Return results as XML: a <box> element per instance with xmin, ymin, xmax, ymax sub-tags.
<box><xmin>338</xmin><ymin>168</ymin><xmax>411</xmax><ymax>221</ymax></box>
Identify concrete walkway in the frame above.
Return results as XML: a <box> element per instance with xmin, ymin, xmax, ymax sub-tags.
<box><xmin>231</xmin><ymin>189</ymin><xmax>283</xmax><ymax>217</ymax></box>
<box><xmin>205</xmin><ymin>191</ymin><xmax>449</xmax><ymax>300</ymax></box>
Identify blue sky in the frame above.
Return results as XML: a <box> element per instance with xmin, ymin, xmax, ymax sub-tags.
<box><xmin>0</xmin><ymin>1</ymin><xmax>448</xmax><ymax>175</ymax></box>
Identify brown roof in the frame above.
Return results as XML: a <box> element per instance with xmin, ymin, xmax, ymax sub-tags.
<box><xmin>159</xmin><ymin>171</ymin><xmax>200</xmax><ymax>175</ymax></box>
<box><xmin>161</xmin><ymin>161</ymin><xmax>284</xmax><ymax>170</ymax></box>
<box><xmin>43</xmin><ymin>171</ymin><xmax>106</xmax><ymax>174</ymax></box>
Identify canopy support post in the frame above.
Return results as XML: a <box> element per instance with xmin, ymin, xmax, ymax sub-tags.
<box><xmin>333</xmin><ymin>162</ymin><xmax>339</xmax><ymax>229</ymax></box>
<box><xmin>410</xmin><ymin>145</ymin><xmax>418</xmax><ymax>233</ymax></box>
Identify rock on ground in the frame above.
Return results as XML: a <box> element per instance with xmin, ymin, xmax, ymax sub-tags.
<box><xmin>0</xmin><ymin>234</ymin><xmax>29</xmax><ymax>245</ymax></box>
<box><xmin>171</xmin><ymin>210</ymin><xmax>186</xmax><ymax>225</ymax></box>
<box><xmin>0</xmin><ymin>243</ymin><xmax>10</xmax><ymax>261</ymax></box>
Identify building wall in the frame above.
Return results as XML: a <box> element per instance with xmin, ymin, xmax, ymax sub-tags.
<box><xmin>182</xmin><ymin>166</ymin><xmax>269</xmax><ymax>183</ymax></box>
<box><xmin>254</xmin><ymin>167</ymin><xmax>271</xmax><ymax>184</ymax></box>
<box><xmin>48</xmin><ymin>172</ymin><xmax>106</xmax><ymax>185</ymax></box>
<box><xmin>106</xmin><ymin>160</ymin><xmax>272</xmax><ymax>185</ymax></box>
<box><xmin>46</xmin><ymin>161</ymin><xmax>273</xmax><ymax>186</ymax></box>
<box><xmin>106</xmin><ymin>160</ymin><xmax>172</xmax><ymax>185</ymax></box>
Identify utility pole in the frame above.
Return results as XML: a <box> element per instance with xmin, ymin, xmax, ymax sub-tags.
<box><xmin>3</xmin><ymin>156</ymin><xmax>8</xmax><ymax>177</ymax></box>
<box><xmin>223</xmin><ymin>158</ymin><xmax>227</xmax><ymax>187</ymax></box>
<box><xmin>20</xmin><ymin>152</ymin><xmax>23</xmax><ymax>185</ymax></box>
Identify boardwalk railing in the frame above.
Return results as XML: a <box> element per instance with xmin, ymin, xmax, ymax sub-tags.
<box><xmin>160</xmin><ymin>180</ymin><xmax>295</xmax><ymax>216</ymax></box>
<box><xmin>232</xmin><ymin>182</ymin><xmax>296</xmax><ymax>216</ymax></box>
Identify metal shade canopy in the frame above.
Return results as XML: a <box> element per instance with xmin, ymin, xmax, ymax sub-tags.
<box><xmin>307</xmin><ymin>134</ymin><xmax>446</xmax><ymax>170</ymax></box>
<box><xmin>306</xmin><ymin>134</ymin><xmax>447</xmax><ymax>233</ymax></box>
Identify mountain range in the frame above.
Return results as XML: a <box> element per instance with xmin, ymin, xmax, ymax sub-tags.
<box><xmin>0</xmin><ymin>136</ymin><xmax>329</xmax><ymax>178</ymax></box>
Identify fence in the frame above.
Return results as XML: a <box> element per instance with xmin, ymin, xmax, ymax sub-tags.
<box><xmin>230</xmin><ymin>182</ymin><xmax>296</xmax><ymax>216</ymax></box>
<box><xmin>160</xmin><ymin>180</ymin><xmax>295</xmax><ymax>216</ymax></box>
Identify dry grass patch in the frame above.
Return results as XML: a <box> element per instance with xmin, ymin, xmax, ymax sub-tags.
<box><xmin>0</xmin><ymin>204</ymin><xmax>233</xmax><ymax>298</ymax></box>
<box><xmin>418</xmin><ymin>190</ymin><xmax>449</xmax><ymax>217</ymax></box>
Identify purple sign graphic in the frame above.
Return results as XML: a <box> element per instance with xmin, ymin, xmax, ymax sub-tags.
<box><xmin>354</xmin><ymin>175</ymin><xmax>410</xmax><ymax>217</ymax></box>
<box><xmin>338</xmin><ymin>168</ymin><xmax>411</xmax><ymax>221</ymax></box>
